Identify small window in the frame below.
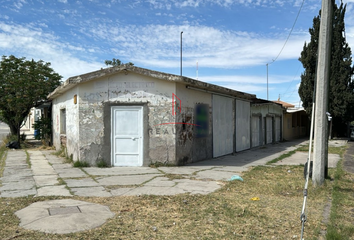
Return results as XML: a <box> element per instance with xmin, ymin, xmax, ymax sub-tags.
<box><xmin>60</xmin><ymin>109</ymin><xmax>66</xmax><ymax>134</ymax></box>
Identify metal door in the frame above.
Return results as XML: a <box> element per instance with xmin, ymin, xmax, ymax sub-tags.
<box><xmin>213</xmin><ymin>95</ymin><xmax>233</xmax><ymax>158</ymax></box>
<box><xmin>111</xmin><ymin>106</ymin><xmax>143</xmax><ymax>166</ymax></box>
<box><xmin>275</xmin><ymin>116</ymin><xmax>281</xmax><ymax>142</ymax></box>
<box><xmin>266</xmin><ymin>116</ymin><xmax>273</xmax><ymax>144</ymax></box>
<box><xmin>235</xmin><ymin>100</ymin><xmax>250</xmax><ymax>151</ymax></box>
<box><xmin>251</xmin><ymin>116</ymin><xmax>261</xmax><ymax>147</ymax></box>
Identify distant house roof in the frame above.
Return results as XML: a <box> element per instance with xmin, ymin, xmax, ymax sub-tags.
<box><xmin>48</xmin><ymin>65</ymin><xmax>256</xmax><ymax>100</ymax></box>
<box><xmin>251</xmin><ymin>98</ymin><xmax>284</xmax><ymax>108</ymax></box>
<box><xmin>272</xmin><ymin>100</ymin><xmax>295</xmax><ymax>108</ymax></box>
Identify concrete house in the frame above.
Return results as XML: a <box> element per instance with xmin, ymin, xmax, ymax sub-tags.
<box><xmin>48</xmin><ymin>65</ymin><xmax>256</xmax><ymax>167</ymax></box>
<box><xmin>250</xmin><ymin>99</ymin><xmax>284</xmax><ymax>148</ymax></box>
<box><xmin>273</xmin><ymin>101</ymin><xmax>309</xmax><ymax>140</ymax></box>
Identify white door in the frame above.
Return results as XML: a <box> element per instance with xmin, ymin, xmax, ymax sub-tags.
<box><xmin>111</xmin><ymin>106</ymin><xmax>143</xmax><ymax>166</ymax></box>
<box><xmin>213</xmin><ymin>95</ymin><xmax>233</xmax><ymax>158</ymax></box>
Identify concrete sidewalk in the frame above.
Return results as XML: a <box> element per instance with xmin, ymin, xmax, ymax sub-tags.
<box><xmin>0</xmin><ymin>138</ymin><xmax>344</xmax><ymax>198</ymax></box>
<box><xmin>0</xmin><ymin>138</ymin><xmax>345</xmax><ymax>234</ymax></box>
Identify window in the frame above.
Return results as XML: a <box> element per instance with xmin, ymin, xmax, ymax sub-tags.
<box><xmin>60</xmin><ymin>109</ymin><xmax>66</xmax><ymax>134</ymax></box>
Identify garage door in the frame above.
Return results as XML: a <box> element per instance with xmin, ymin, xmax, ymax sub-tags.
<box><xmin>213</xmin><ymin>95</ymin><xmax>233</xmax><ymax>158</ymax></box>
<box><xmin>236</xmin><ymin>100</ymin><xmax>250</xmax><ymax>151</ymax></box>
<box><xmin>275</xmin><ymin>116</ymin><xmax>281</xmax><ymax>142</ymax></box>
<box><xmin>251</xmin><ymin>116</ymin><xmax>261</xmax><ymax>148</ymax></box>
<box><xmin>266</xmin><ymin>116</ymin><xmax>273</xmax><ymax>144</ymax></box>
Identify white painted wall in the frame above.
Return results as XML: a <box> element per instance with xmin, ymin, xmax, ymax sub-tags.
<box><xmin>52</xmin><ymin>86</ymin><xmax>79</xmax><ymax>160</ymax></box>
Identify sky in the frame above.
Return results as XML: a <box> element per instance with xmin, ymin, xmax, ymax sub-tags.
<box><xmin>1</xmin><ymin>0</ymin><xmax>354</xmax><ymax>106</ymax></box>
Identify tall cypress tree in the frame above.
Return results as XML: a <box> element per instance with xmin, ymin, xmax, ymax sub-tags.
<box><xmin>298</xmin><ymin>1</ymin><xmax>354</xmax><ymax>136</ymax></box>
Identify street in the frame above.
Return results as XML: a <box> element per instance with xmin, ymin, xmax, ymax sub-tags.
<box><xmin>0</xmin><ymin>122</ymin><xmax>10</xmax><ymax>144</ymax></box>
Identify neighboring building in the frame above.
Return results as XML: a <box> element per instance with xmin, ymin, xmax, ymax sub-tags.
<box><xmin>48</xmin><ymin>65</ymin><xmax>256</xmax><ymax>167</ymax></box>
<box><xmin>273</xmin><ymin>101</ymin><xmax>309</xmax><ymax>140</ymax></box>
<box><xmin>250</xmin><ymin>99</ymin><xmax>284</xmax><ymax>148</ymax></box>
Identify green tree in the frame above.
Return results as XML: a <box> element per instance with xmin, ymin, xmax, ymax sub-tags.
<box><xmin>104</xmin><ymin>58</ymin><xmax>134</xmax><ymax>67</ymax></box>
<box><xmin>0</xmin><ymin>55</ymin><xmax>62</xmax><ymax>143</ymax></box>
<box><xmin>298</xmin><ymin>2</ymin><xmax>354</xmax><ymax>135</ymax></box>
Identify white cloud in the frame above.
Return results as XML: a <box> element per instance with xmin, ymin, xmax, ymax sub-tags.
<box><xmin>0</xmin><ymin>22</ymin><xmax>103</xmax><ymax>80</ymax></box>
<box><xmin>79</xmin><ymin>22</ymin><xmax>309</xmax><ymax>69</ymax></box>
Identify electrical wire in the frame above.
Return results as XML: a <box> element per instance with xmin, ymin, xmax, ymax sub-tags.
<box><xmin>268</xmin><ymin>0</ymin><xmax>306</xmax><ymax>65</ymax></box>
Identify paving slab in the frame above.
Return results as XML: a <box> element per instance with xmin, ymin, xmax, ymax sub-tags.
<box><xmin>65</xmin><ymin>178</ymin><xmax>100</xmax><ymax>187</ymax></box>
<box><xmin>143</xmin><ymin>177</ymin><xmax>176</xmax><ymax>187</ymax></box>
<box><xmin>15</xmin><ymin>199</ymin><xmax>115</xmax><ymax>234</ymax></box>
<box><xmin>173</xmin><ymin>179</ymin><xmax>222</xmax><ymax>195</ymax></box>
<box><xmin>158</xmin><ymin>166</ymin><xmax>211</xmax><ymax>175</ymax></box>
<box><xmin>31</xmin><ymin>167</ymin><xmax>57</xmax><ymax>176</ymax></box>
<box><xmin>194</xmin><ymin>169</ymin><xmax>242</xmax><ymax>181</ymax></box>
<box><xmin>122</xmin><ymin>186</ymin><xmax>187</xmax><ymax>196</ymax></box>
<box><xmin>56</xmin><ymin>168</ymin><xmax>87</xmax><ymax>178</ymax></box>
<box><xmin>96</xmin><ymin>174</ymin><xmax>161</xmax><ymax>186</ymax></box>
<box><xmin>36</xmin><ymin>185</ymin><xmax>72</xmax><ymax>197</ymax></box>
<box><xmin>110</xmin><ymin>188</ymin><xmax>135</xmax><ymax>196</ymax></box>
<box><xmin>272</xmin><ymin>152</ymin><xmax>340</xmax><ymax>168</ymax></box>
<box><xmin>0</xmin><ymin>181</ymin><xmax>36</xmax><ymax>191</ymax></box>
<box><xmin>84</xmin><ymin>167</ymin><xmax>161</xmax><ymax>176</ymax></box>
<box><xmin>70</xmin><ymin>186</ymin><xmax>112</xmax><ymax>197</ymax></box>
<box><xmin>33</xmin><ymin>175</ymin><xmax>59</xmax><ymax>187</ymax></box>
<box><xmin>0</xmin><ymin>189</ymin><xmax>37</xmax><ymax>197</ymax></box>
<box><xmin>52</xmin><ymin>163</ymin><xmax>74</xmax><ymax>169</ymax></box>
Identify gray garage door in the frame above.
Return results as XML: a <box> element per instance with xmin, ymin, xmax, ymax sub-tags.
<box><xmin>251</xmin><ymin>115</ymin><xmax>261</xmax><ymax>148</ymax></box>
<box><xmin>275</xmin><ymin>116</ymin><xmax>281</xmax><ymax>142</ymax></box>
<box><xmin>213</xmin><ymin>95</ymin><xmax>233</xmax><ymax>158</ymax></box>
<box><xmin>266</xmin><ymin>116</ymin><xmax>273</xmax><ymax>144</ymax></box>
<box><xmin>236</xmin><ymin>100</ymin><xmax>250</xmax><ymax>151</ymax></box>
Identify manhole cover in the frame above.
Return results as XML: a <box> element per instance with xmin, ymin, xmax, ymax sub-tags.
<box><xmin>48</xmin><ymin>206</ymin><xmax>81</xmax><ymax>216</ymax></box>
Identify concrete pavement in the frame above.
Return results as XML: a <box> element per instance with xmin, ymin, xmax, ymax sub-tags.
<box><xmin>0</xmin><ymin>138</ymin><xmax>345</xmax><ymax>234</ymax></box>
<box><xmin>0</xmin><ymin>138</ymin><xmax>345</xmax><ymax>198</ymax></box>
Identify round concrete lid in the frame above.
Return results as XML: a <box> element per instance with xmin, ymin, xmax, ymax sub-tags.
<box><xmin>15</xmin><ymin>199</ymin><xmax>115</xmax><ymax>234</ymax></box>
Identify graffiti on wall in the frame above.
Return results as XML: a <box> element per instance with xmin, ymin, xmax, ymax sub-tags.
<box><xmin>195</xmin><ymin>104</ymin><xmax>209</xmax><ymax>138</ymax></box>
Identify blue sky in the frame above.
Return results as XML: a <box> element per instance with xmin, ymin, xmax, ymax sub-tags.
<box><xmin>1</xmin><ymin>0</ymin><xmax>354</xmax><ymax>106</ymax></box>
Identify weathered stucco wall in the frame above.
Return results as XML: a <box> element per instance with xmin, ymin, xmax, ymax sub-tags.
<box><xmin>52</xmin><ymin>86</ymin><xmax>79</xmax><ymax>161</ymax></box>
<box><xmin>73</xmin><ymin>72</ymin><xmax>176</xmax><ymax>166</ymax></box>
<box><xmin>250</xmin><ymin>104</ymin><xmax>283</xmax><ymax>116</ymax></box>
<box><xmin>175</xmin><ymin>83</ymin><xmax>212</xmax><ymax>164</ymax></box>
<box><xmin>250</xmin><ymin>104</ymin><xmax>284</xmax><ymax>145</ymax></box>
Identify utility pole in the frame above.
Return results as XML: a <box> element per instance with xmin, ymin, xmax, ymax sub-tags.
<box><xmin>266</xmin><ymin>63</ymin><xmax>269</xmax><ymax>100</ymax></box>
<box><xmin>313</xmin><ymin>0</ymin><xmax>333</xmax><ymax>186</ymax></box>
<box><xmin>180</xmin><ymin>31</ymin><xmax>183</xmax><ymax>76</ymax></box>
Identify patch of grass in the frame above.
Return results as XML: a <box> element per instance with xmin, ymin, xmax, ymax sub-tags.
<box><xmin>24</xmin><ymin>150</ymin><xmax>31</xmax><ymax>168</ymax></box>
<box><xmin>266</xmin><ymin>150</ymin><xmax>297</xmax><ymax>164</ymax></box>
<box><xmin>325</xmin><ymin>160</ymin><xmax>354</xmax><ymax>239</ymax></box>
<box><xmin>73</xmin><ymin>161</ymin><xmax>90</xmax><ymax>168</ymax></box>
<box><xmin>328</xmin><ymin>145</ymin><xmax>346</xmax><ymax>157</ymax></box>
<box><xmin>97</xmin><ymin>159</ymin><xmax>108</xmax><ymax>168</ymax></box>
<box><xmin>0</xmin><ymin>144</ymin><xmax>7</xmax><ymax>178</ymax></box>
<box><xmin>57</xmin><ymin>177</ymin><xmax>66</xmax><ymax>185</ymax></box>
<box><xmin>149</xmin><ymin>162</ymin><xmax>176</xmax><ymax>168</ymax></box>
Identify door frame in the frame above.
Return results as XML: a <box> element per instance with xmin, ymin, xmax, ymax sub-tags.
<box><xmin>111</xmin><ymin>105</ymin><xmax>144</xmax><ymax>166</ymax></box>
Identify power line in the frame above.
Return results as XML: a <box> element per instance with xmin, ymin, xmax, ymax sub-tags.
<box><xmin>268</xmin><ymin>0</ymin><xmax>306</xmax><ymax>65</ymax></box>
